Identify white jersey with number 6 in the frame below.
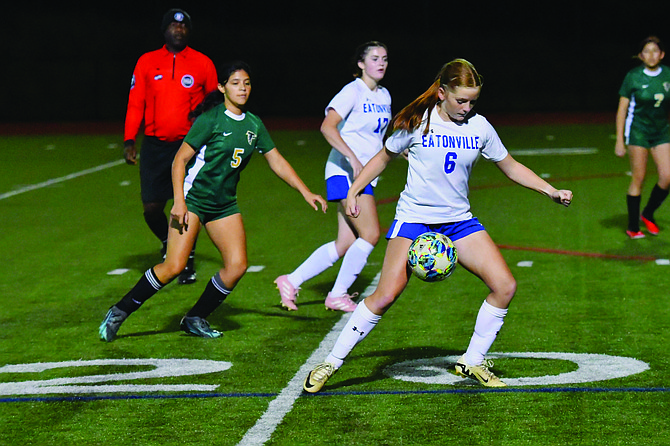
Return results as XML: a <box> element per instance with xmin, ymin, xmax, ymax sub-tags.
<box><xmin>385</xmin><ymin>107</ymin><xmax>508</xmax><ymax>224</ymax></box>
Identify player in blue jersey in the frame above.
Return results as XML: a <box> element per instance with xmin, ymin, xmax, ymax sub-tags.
<box><xmin>99</xmin><ymin>61</ymin><xmax>327</xmax><ymax>341</ymax></box>
<box><xmin>303</xmin><ymin>59</ymin><xmax>572</xmax><ymax>391</ymax></box>
<box><xmin>275</xmin><ymin>42</ymin><xmax>392</xmax><ymax>312</ymax></box>
<box><xmin>615</xmin><ymin>36</ymin><xmax>670</xmax><ymax>239</ymax></box>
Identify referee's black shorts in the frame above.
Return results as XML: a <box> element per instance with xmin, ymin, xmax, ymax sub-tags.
<box><xmin>139</xmin><ymin>136</ymin><xmax>183</xmax><ymax>203</ymax></box>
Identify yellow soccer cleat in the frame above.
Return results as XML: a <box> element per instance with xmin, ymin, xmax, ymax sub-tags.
<box><xmin>303</xmin><ymin>362</ymin><xmax>337</xmax><ymax>393</ymax></box>
<box><xmin>455</xmin><ymin>355</ymin><xmax>507</xmax><ymax>387</ymax></box>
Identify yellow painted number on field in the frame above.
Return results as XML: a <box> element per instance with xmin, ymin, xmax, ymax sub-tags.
<box><xmin>231</xmin><ymin>148</ymin><xmax>245</xmax><ymax>168</ymax></box>
<box><xmin>655</xmin><ymin>93</ymin><xmax>664</xmax><ymax>108</ymax></box>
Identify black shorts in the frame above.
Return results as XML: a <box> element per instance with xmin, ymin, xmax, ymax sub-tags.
<box><xmin>139</xmin><ymin>136</ymin><xmax>183</xmax><ymax>203</ymax></box>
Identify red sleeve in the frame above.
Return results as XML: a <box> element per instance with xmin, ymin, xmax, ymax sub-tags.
<box><xmin>123</xmin><ymin>56</ymin><xmax>147</xmax><ymax>142</ymax></box>
<box><xmin>203</xmin><ymin>57</ymin><xmax>218</xmax><ymax>96</ymax></box>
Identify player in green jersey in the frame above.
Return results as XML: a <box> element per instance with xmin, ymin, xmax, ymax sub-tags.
<box><xmin>616</xmin><ymin>36</ymin><xmax>670</xmax><ymax>239</ymax></box>
<box><xmin>99</xmin><ymin>61</ymin><xmax>327</xmax><ymax>341</ymax></box>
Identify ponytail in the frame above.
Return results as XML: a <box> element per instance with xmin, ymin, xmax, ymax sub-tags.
<box><xmin>189</xmin><ymin>89</ymin><xmax>224</xmax><ymax>121</ymax></box>
<box><xmin>392</xmin><ymin>79</ymin><xmax>441</xmax><ymax>133</ymax></box>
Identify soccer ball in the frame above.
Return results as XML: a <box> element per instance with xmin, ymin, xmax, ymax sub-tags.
<box><xmin>407</xmin><ymin>232</ymin><xmax>458</xmax><ymax>282</ymax></box>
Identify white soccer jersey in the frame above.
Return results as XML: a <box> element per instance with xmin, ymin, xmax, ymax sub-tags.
<box><xmin>324</xmin><ymin>78</ymin><xmax>392</xmax><ymax>186</ymax></box>
<box><xmin>385</xmin><ymin>108</ymin><xmax>508</xmax><ymax>224</ymax></box>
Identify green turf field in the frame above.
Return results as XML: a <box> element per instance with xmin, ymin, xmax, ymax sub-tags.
<box><xmin>1</xmin><ymin>121</ymin><xmax>669</xmax><ymax>445</ymax></box>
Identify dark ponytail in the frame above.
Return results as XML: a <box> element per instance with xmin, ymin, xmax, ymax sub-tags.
<box><xmin>189</xmin><ymin>89</ymin><xmax>224</xmax><ymax>121</ymax></box>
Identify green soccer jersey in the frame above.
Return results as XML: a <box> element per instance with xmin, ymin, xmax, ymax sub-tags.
<box><xmin>619</xmin><ymin>65</ymin><xmax>670</xmax><ymax>137</ymax></box>
<box><xmin>183</xmin><ymin>104</ymin><xmax>275</xmax><ymax>213</ymax></box>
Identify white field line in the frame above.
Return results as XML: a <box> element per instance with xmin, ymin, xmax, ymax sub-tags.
<box><xmin>237</xmin><ymin>272</ymin><xmax>381</xmax><ymax>446</ymax></box>
<box><xmin>509</xmin><ymin>147</ymin><xmax>598</xmax><ymax>156</ymax></box>
<box><xmin>0</xmin><ymin>159</ymin><xmax>126</xmax><ymax>200</ymax></box>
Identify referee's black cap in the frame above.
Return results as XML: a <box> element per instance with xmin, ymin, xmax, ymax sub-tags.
<box><xmin>161</xmin><ymin>9</ymin><xmax>192</xmax><ymax>32</ymax></box>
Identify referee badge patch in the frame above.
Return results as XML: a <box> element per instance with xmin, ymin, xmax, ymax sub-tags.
<box><xmin>181</xmin><ymin>75</ymin><xmax>195</xmax><ymax>88</ymax></box>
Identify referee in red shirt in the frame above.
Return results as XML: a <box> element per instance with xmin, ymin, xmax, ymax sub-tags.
<box><xmin>123</xmin><ymin>8</ymin><xmax>218</xmax><ymax>284</ymax></box>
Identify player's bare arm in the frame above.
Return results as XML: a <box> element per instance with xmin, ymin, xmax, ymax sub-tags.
<box><xmin>495</xmin><ymin>154</ymin><xmax>572</xmax><ymax>206</ymax></box>
<box><xmin>263</xmin><ymin>148</ymin><xmax>327</xmax><ymax>213</ymax></box>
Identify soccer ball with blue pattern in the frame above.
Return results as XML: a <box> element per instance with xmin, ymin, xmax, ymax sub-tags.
<box><xmin>407</xmin><ymin>232</ymin><xmax>458</xmax><ymax>282</ymax></box>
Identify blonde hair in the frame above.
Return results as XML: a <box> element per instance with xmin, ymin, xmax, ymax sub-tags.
<box><xmin>392</xmin><ymin>59</ymin><xmax>483</xmax><ymax>133</ymax></box>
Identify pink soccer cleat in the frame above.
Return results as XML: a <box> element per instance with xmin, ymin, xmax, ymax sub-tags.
<box><xmin>275</xmin><ymin>275</ymin><xmax>299</xmax><ymax>311</ymax></box>
<box><xmin>325</xmin><ymin>292</ymin><xmax>358</xmax><ymax>312</ymax></box>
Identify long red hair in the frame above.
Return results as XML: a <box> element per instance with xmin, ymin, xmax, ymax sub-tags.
<box><xmin>392</xmin><ymin>59</ymin><xmax>483</xmax><ymax>134</ymax></box>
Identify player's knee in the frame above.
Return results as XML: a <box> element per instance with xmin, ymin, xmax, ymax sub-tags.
<box><xmin>496</xmin><ymin>276</ymin><xmax>517</xmax><ymax>304</ymax></box>
<box><xmin>227</xmin><ymin>258</ymin><xmax>248</xmax><ymax>282</ymax></box>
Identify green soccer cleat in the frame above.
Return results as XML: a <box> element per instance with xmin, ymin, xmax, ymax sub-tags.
<box><xmin>455</xmin><ymin>355</ymin><xmax>507</xmax><ymax>387</ymax></box>
<box><xmin>303</xmin><ymin>362</ymin><xmax>336</xmax><ymax>393</ymax></box>
<box><xmin>180</xmin><ymin>316</ymin><xmax>222</xmax><ymax>338</ymax></box>
<box><xmin>99</xmin><ymin>306</ymin><xmax>128</xmax><ymax>342</ymax></box>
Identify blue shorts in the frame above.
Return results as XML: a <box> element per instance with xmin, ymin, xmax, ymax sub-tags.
<box><xmin>326</xmin><ymin>175</ymin><xmax>374</xmax><ymax>201</ymax></box>
<box><xmin>386</xmin><ymin>218</ymin><xmax>486</xmax><ymax>242</ymax></box>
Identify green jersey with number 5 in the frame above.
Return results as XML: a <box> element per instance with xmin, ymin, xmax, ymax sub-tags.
<box><xmin>183</xmin><ymin>104</ymin><xmax>275</xmax><ymax>213</ymax></box>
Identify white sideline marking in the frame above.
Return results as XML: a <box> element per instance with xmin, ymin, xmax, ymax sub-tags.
<box><xmin>107</xmin><ymin>268</ymin><xmax>130</xmax><ymax>275</ymax></box>
<box><xmin>509</xmin><ymin>148</ymin><xmax>598</xmax><ymax>156</ymax></box>
<box><xmin>0</xmin><ymin>159</ymin><xmax>126</xmax><ymax>200</ymax></box>
<box><xmin>237</xmin><ymin>272</ymin><xmax>381</xmax><ymax>446</ymax></box>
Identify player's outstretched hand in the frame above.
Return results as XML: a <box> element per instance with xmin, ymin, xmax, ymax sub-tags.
<box><xmin>552</xmin><ymin>189</ymin><xmax>573</xmax><ymax>207</ymax></box>
<box><xmin>305</xmin><ymin>192</ymin><xmax>328</xmax><ymax>213</ymax></box>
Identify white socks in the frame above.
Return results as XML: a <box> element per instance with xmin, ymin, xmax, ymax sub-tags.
<box><xmin>464</xmin><ymin>300</ymin><xmax>508</xmax><ymax>366</ymax></box>
<box><xmin>288</xmin><ymin>241</ymin><xmax>340</xmax><ymax>287</ymax></box>
<box><xmin>326</xmin><ymin>300</ymin><xmax>381</xmax><ymax>368</ymax></box>
<box><xmin>287</xmin><ymin>238</ymin><xmax>375</xmax><ymax>297</ymax></box>
<box><xmin>330</xmin><ymin>238</ymin><xmax>375</xmax><ymax>297</ymax></box>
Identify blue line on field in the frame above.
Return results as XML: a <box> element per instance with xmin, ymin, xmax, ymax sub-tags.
<box><xmin>2</xmin><ymin>386</ymin><xmax>668</xmax><ymax>403</ymax></box>
<box><xmin>313</xmin><ymin>387</ymin><xmax>670</xmax><ymax>396</ymax></box>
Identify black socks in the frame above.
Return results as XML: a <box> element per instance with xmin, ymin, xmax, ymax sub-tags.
<box><xmin>627</xmin><ymin>194</ymin><xmax>641</xmax><ymax>231</ymax></box>
<box><xmin>186</xmin><ymin>273</ymin><xmax>231</xmax><ymax>319</ymax></box>
<box><xmin>642</xmin><ymin>184</ymin><xmax>669</xmax><ymax>222</ymax></box>
<box><xmin>116</xmin><ymin>268</ymin><xmax>165</xmax><ymax>314</ymax></box>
